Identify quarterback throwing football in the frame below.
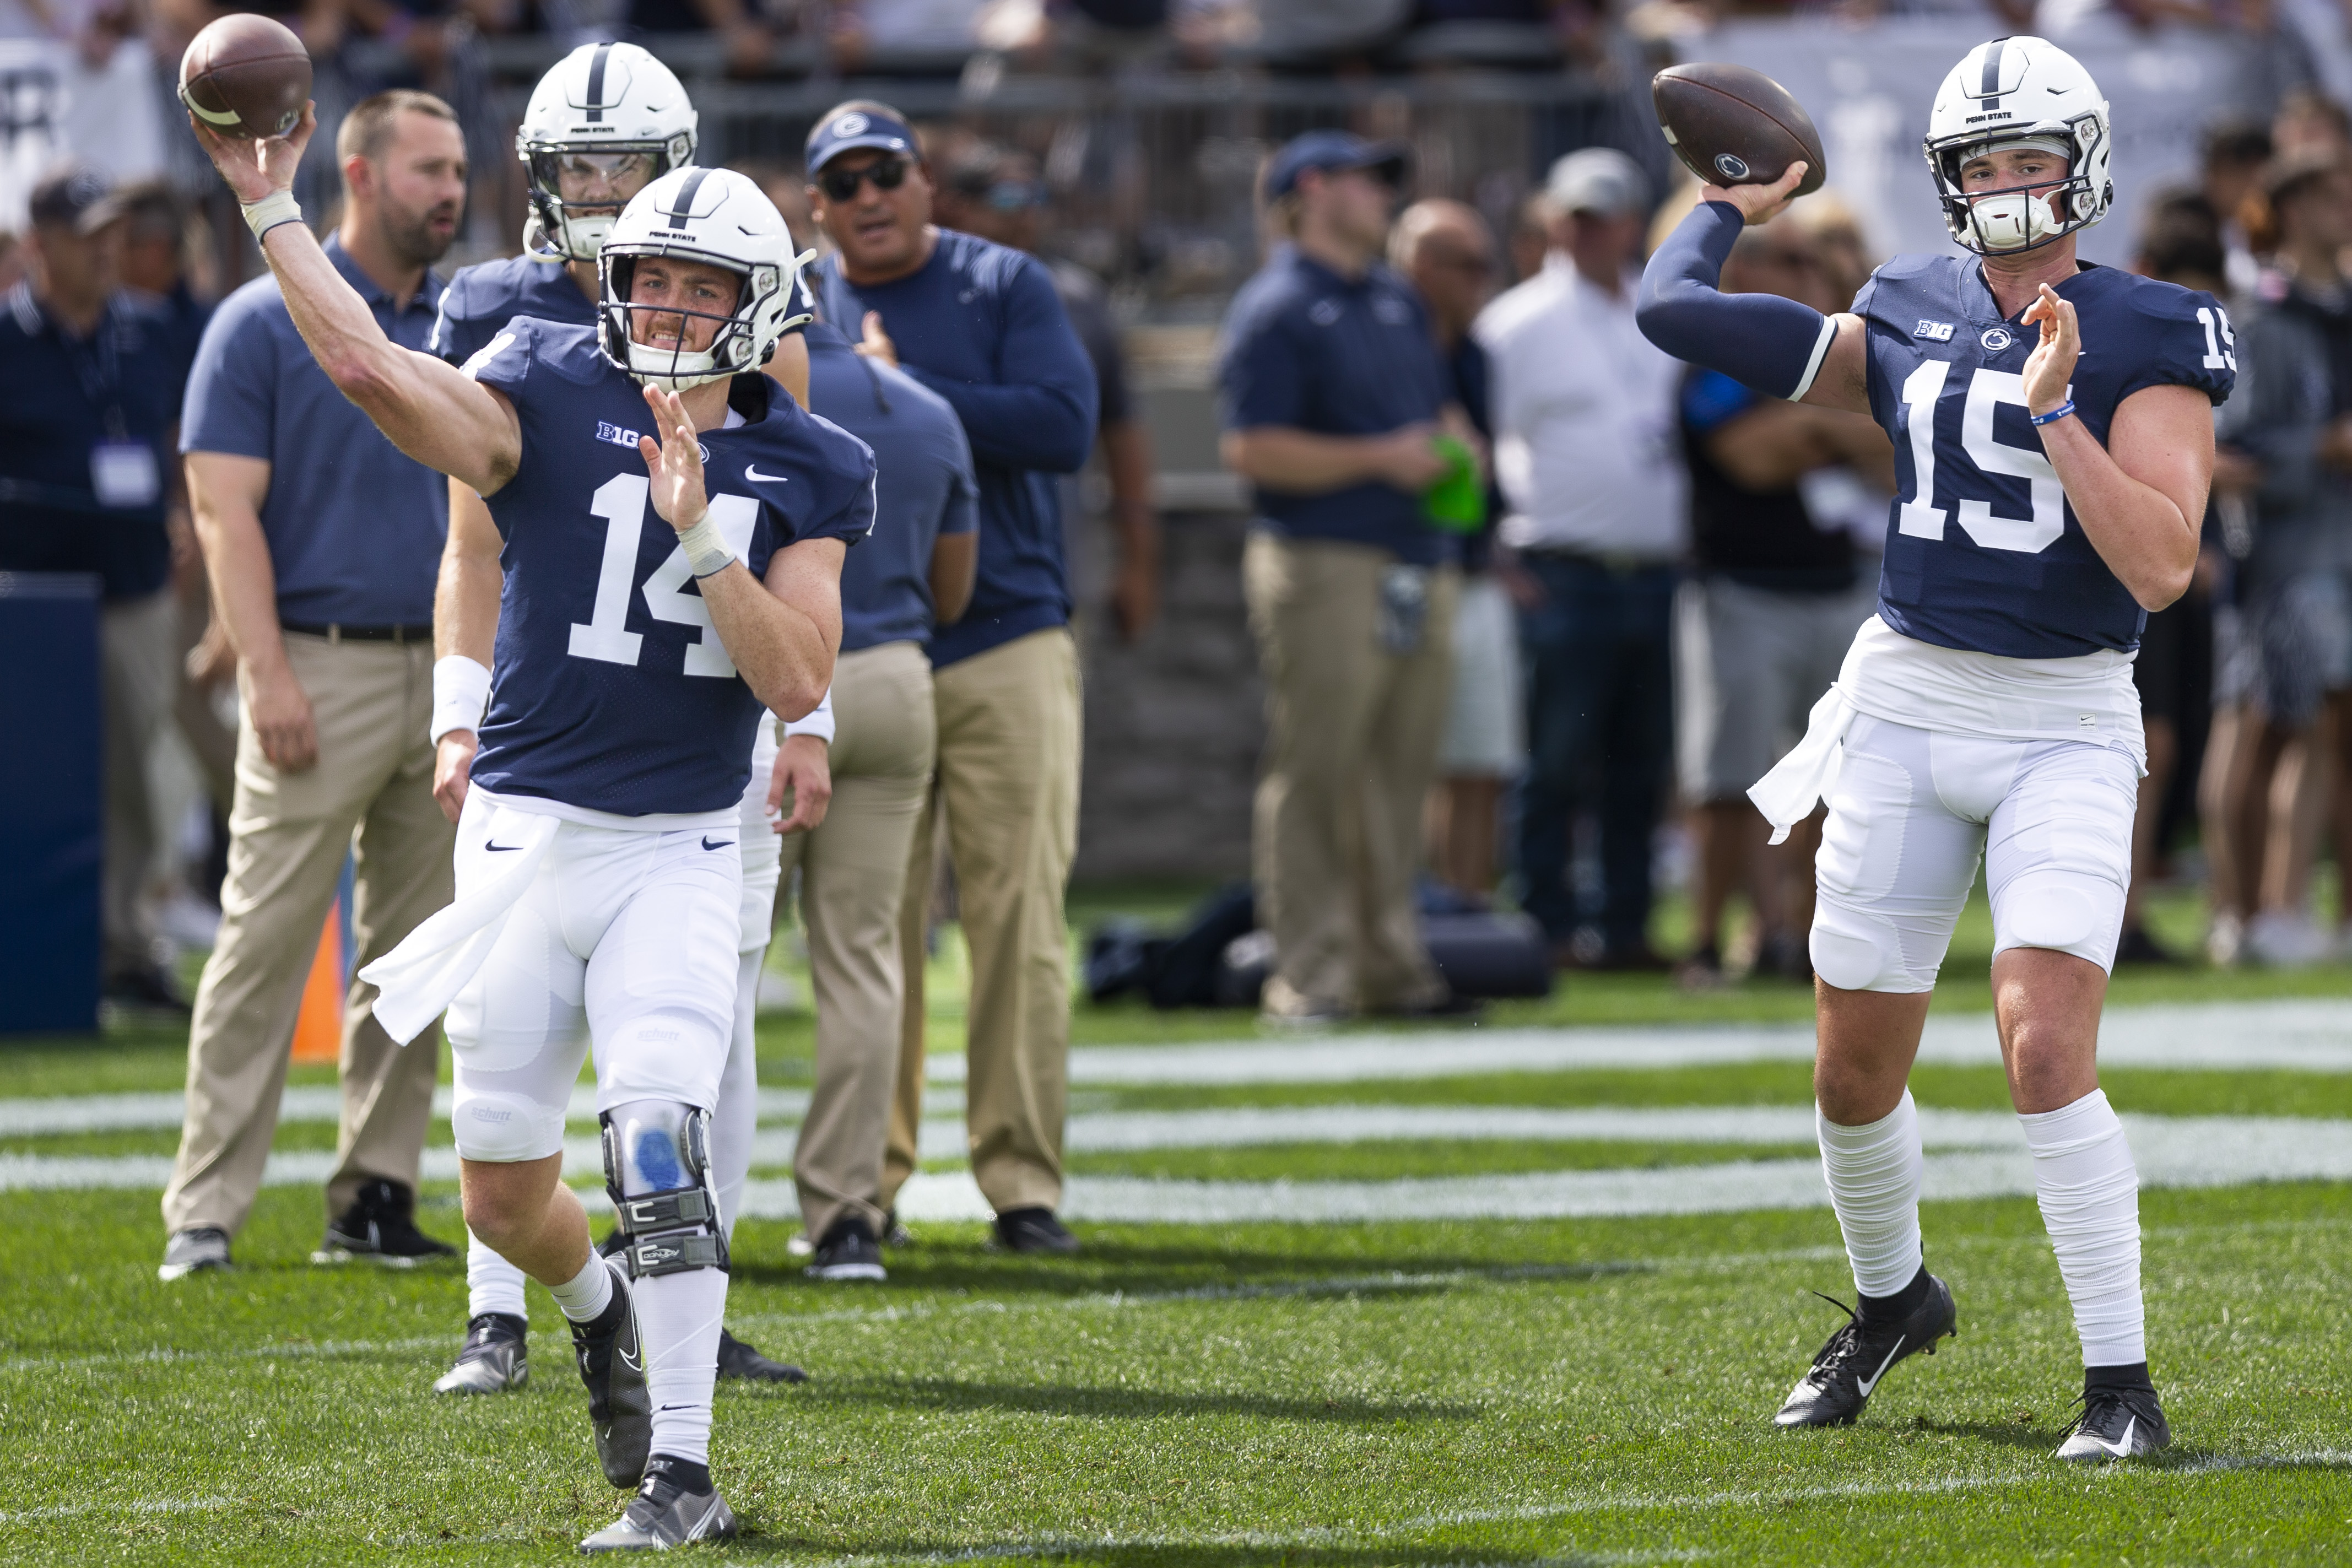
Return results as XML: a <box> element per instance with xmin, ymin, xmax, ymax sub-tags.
<box><xmin>190</xmin><ymin>110</ymin><xmax>875</xmax><ymax>1548</ymax></box>
<box><xmin>1640</xmin><ymin>36</ymin><xmax>2231</xmax><ymax>1459</ymax></box>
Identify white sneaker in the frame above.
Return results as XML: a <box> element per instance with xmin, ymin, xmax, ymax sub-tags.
<box><xmin>2247</xmin><ymin>910</ymin><xmax>2332</xmax><ymax>969</ymax></box>
<box><xmin>2204</xmin><ymin>910</ymin><xmax>2245</xmax><ymax>969</ymax></box>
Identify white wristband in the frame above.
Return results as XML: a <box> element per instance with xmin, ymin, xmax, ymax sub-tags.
<box><xmin>781</xmin><ymin>684</ymin><xmax>835</xmax><ymax>744</ymax></box>
<box><xmin>241</xmin><ymin>189</ymin><xmax>303</xmax><ymax>243</ymax></box>
<box><xmin>430</xmin><ymin>655</ymin><xmax>492</xmax><ymax>744</ymax></box>
<box><xmin>675</xmin><ymin>512</ymin><xmax>735</xmax><ymax>578</ymax></box>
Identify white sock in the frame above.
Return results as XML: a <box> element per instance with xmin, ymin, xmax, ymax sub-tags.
<box><xmin>1818</xmin><ymin>1090</ymin><xmax>1926</xmax><ymax>1299</ymax></box>
<box><xmin>635</xmin><ymin>1267</ymin><xmax>728</xmax><ymax>1467</ymax></box>
<box><xmin>467</xmin><ymin>1232</ymin><xmax>530</xmax><ymax>1321</ymax></box>
<box><xmin>2020</xmin><ymin>1088</ymin><xmax>2146</xmax><ymax>1366</ymax></box>
<box><xmin>548</xmin><ymin>1252</ymin><xmax>615</xmax><ymax>1324</ymax></box>
<box><xmin>712</xmin><ymin>948</ymin><xmax>764</xmax><ymax>1244</ymax></box>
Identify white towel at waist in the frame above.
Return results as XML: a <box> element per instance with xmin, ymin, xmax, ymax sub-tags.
<box><xmin>1748</xmin><ymin>683</ymin><xmax>1856</xmax><ymax>846</ymax></box>
<box><xmin>359</xmin><ymin>794</ymin><xmax>558</xmax><ymax>1045</ymax></box>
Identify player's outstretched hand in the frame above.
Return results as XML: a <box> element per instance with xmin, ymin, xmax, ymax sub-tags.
<box><xmin>1698</xmin><ymin>161</ymin><xmax>1808</xmax><ymax>228</ymax></box>
<box><xmin>639</xmin><ymin>382</ymin><xmax>710</xmax><ymax>533</ymax></box>
<box><xmin>187</xmin><ymin>100</ymin><xmax>315</xmax><ymax>206</ymax></box>
<box><xmin>2021</xmin><ymin>283</ymin><xmax>2079</xmax><ymax>418</ymax></box>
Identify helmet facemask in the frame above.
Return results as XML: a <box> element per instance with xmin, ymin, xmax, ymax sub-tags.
<box><xmin>522</xmin><ymin>135</ymin><xmax>694</xmax><ymax>263</ymax></box>
<box><xmin>1928</xmin><ymin>113</ymin><xmax>2109</xmax><ymax>256</ymax></box>
<box><xmin>598</xmin><ymin>249</ymin><xmax>787</xmax><ymax>391</ymax></box>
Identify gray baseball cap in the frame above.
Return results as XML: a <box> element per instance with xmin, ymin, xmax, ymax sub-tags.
<box><xmin>1546</xmin><ymin>148</ymin><xmax>1650</xmax><ymax>217</ymax></box>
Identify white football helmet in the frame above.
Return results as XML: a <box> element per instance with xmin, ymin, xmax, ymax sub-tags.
<box><xmin>516</xmin><ymin>42</ymin><xmax>699</xmax><ymax>263</ymax></box>
<box><xmin>598</xmin><ymin>167</ymin><xmax>815</xmax><ymax>391</ymax></box>
<box><xmin>1923</xmin><ymin>36</ymin><xmax>2113</xmax><ymax>255</ymax></box>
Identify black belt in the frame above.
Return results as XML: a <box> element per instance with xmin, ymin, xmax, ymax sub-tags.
<box><xmin>281</xmin><ymin>620</ymin><xmax>435</xmax><ymax>645</ymax></box>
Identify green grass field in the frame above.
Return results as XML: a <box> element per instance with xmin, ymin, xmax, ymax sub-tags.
<box><xmin>5</xmin><ymin>878</ymin><xmax>2352</xmax><ymax>1564</ymax></box>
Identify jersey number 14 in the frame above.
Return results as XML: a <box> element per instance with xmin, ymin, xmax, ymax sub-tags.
<box><xmin>567</xmin><ymin>474</ymin><xmax>758</xmax><ymax>678</ymax></box>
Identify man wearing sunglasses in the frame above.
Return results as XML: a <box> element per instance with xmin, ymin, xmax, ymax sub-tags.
<box><xmin>422</xmin><ymin>39</ymin><xmax>817</xmax><ymax>1401</ymax></box>
<box><xmin>803</xmin><ymin>100</ymin><xmax>1100</xmax><ymax>1258</ymax></box>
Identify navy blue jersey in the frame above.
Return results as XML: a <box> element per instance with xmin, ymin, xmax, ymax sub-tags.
<box><xmin>463</xmin><ymin>318</ymin><xmax>877</xmax><ymax>816</ymax></box>
<box><xmin>429</xmin><ymin>251</ymin><xmax>814</xmax><ymax>369</ymax></box>
<box><xmin>1856</xmin><ymin>256</ymin><xmax>2234</xmax><ymax>658</ymax></box>
<box><xmin>430</xmin><ymin>254</ymin><xmax>594</xmax><ymax>365</ymax></box>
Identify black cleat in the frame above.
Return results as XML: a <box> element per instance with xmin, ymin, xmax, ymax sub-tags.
<box><xmin>804</xmin><ymin>1216</ymin><xmax>887</xmax><ymax>1282</ymax></box>
<box><xmin>313</xmin><ymin>1179</ymin><xmax>458</xmax><ymax>1267</ymax></box>
<box><xmin>879</xmin><ymin>1208</ymin><xmax>911</xmax><ymax>1248</ymax></box>
<box><xmin>2056</xmin><ymin>1383</ymin><xmax>2171</xmax><ymax>1462</ymax></box>
<box><xmin>570</xmin><ymin>1260</ymin><xmax>652</xmax><ymax>1488</ymax></box>
<box><xmin>434</xmin><ymin>1311</ymin><xmax>528</xmax><ymax>1394</ymax></box>
<box><xmin>716</xmin><ymin>1327</ymin><xmax>807</xmax><ymax>1384</ymax></box>
<box><xmin>992</xmin><ymin>1207</ymin><xmax>1080</xmax><ymax>1255</ymax></box>
<box><xmin>1774</xmin><ymin>1273</ymin><xmax>1957</xmax><ymax>1428</ymax></box>
<box><xmin>578</xmin><ymin>1454</ymin><xmax>738</xmax><ymax>1552</ymax></box>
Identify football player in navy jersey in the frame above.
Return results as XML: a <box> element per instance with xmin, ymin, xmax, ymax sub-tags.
<box><xmin>424</xmin><ymin>38</ymin><xmax>815</xmax><ymax>1405</ymax></box>
<box><xmin>190</xmin><ymin>105</ymin><xmax>875</xmax><ymax>1548</ymax></box>
<box><xmin>1639</xmin><ymin>35</ymin><xmax>2231</xmax><ymax>1460</ymax></box>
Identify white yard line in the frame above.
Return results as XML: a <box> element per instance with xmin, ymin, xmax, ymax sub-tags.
<box><xmin>1004</xmin><ymin>997</ymin><xmax>2352</xmax><ymax>1088</ymax></box>
<box><xmin>4</xmin><ymin>999</ymin><xmax>2346</xmax><ymax>1137</ymax></box>
<box><xmin>7</xmin><ymin>1111</ymin><xmax>2348</xmax><ymax>1211</ymax></box>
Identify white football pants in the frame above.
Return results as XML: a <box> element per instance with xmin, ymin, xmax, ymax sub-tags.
<box><xmin>464</xmin><ymin>773</ymin><xmax>779</xmax><ymax>1320</ymax></box>
<box><xmin>1809</xmin><ymin>713</ymin><xmax>2138</xmax><ymax>993</ymax></box>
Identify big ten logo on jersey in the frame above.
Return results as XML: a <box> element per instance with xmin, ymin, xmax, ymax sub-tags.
<box><xmin>1894</xmin><ymin>362</ymin><xmax>2064</xmax><ymax>554</ymax></box>
<box><xmin>568</xmin><ymin>475</ymin><xmax>759</xmax><ymax>677</ymax></box>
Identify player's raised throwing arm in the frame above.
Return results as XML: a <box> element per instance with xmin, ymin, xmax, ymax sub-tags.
<box><xmin>1636</xmin><ymin>163</ymin><xmax>1870</xmax><ymax>417</ymax></box>
<box><xmin>191</xmin><ymin>106</ymin><xmax>521</xmax><ymax>496</ymax></box>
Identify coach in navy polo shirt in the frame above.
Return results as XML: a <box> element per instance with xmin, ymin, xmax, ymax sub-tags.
<box><xmin>158</xmin><ymin>91</ymin><xmax>467</xmax><ymax>1285</ymax></box>
<box><xmin>1218</xmin><ymin>130</ymin><xmax>1467</xmax><ymax>1024</ymax></box>
<box><xmin>804</xmin><ymin>99</ymin><xmax>1098</xmax><ymax>1257</ymax></box>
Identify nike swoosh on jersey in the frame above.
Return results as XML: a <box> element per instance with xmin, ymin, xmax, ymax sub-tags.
<box><xmin>1856</xmin><ymin>1335</ymin><xmax>1906</xmax><ymax>1397</ymax></box>
<box><xmin>743</xmin><ymin>466</ymin><xmax>792</xmax><ymax>484</ymax></box>
<box><xmin>485</xmin><ymin>840</ymin><xmax>522</xmax><ymax>852</ymax></box>
<box><xmin>701</xmin><ymin>836</ymin><xmax>734</xmax><ymax>851</ymax></box>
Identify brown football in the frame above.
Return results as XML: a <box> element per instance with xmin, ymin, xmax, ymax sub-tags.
<box><xmin>1652</xmin><ymin>62</ymin><xmax>1826</xmax><ymax>198</ymax></box>
<box><xmin>179</xmin><ymin>14</ymin><xmax>311</xmax><ymax>141</ymax></box>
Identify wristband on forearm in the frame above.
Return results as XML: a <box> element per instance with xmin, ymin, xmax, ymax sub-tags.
<box><xmin>675</xmin><ymin>511</ymin><xmax>736</xmax><ymax>578</ymax></box>
<box><xmin>1637</xmin><ymin>200</ymin><xmax>1839</xmax><ymax>401</ymax></box>
<box><xmin>241</xmin><ymin>189</ymin><xmax>304</xmax><ymax>243</ymax></box>
<box><xmin>781</xmin><ymin>685</ymin><xmax>835</xmax><ymax>744</ymax></box>
<box><xmin>430</xmin><ymin>655</ymin><xmax>491</xmax><ymax>744</ymax></box>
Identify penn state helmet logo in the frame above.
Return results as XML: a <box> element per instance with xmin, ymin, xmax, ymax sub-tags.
<box><xmin>1713</xmin><ymin>153</ymin><xmax>1750</xmax><ymax>181</ymax></box>
<box><xmin>832</xmin><ymin>112</ymin><xmax>869</xmax><ymax>137</ymax></box>
<box><xmin>1980</xmin><ymin>326</ymin><xmax>2014</xmax><ymax>352</ymax></box>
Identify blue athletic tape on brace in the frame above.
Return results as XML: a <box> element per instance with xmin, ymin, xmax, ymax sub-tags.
<box><xmin>1637</xmin><ymin>201</ymin><xmax>1835</xmax><ymax>401</ymax></box>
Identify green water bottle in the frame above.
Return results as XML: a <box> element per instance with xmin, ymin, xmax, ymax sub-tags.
<box><xmin>1424</xmin><ymin>433</ymin><xmax>1485</xmax><ymax>535</ymax></box>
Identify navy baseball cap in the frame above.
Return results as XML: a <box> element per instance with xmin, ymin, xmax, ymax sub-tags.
<box><xmin>28</xmin><ymin>165</ymin><xmax>122</xmax><ymax>234</ymax></box>
<box><xmin>805</xmin><ymin>104</ymin><xmax>918</xmax><ymax>172</ymax></box>
<box><xmin>1262</xmin><ymin>130</ymin><xmax>1408</xmax><ymax>201</ymax></box>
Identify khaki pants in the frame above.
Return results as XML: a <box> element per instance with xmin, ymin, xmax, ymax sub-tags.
<box><xmin>880</xmin><ymin>628</ymin><xmax>1081</xmax><ymax>1215</ymax></box>
<box><xmin>1243</xmin><ymin>534</ymin><xmax>1458</xmax><ymax>1013</ymax></box>
<box><xmin>783</xmin><ymin>640</ymin><xmax>937</xmax><ymax>1243</ymax></box>
<box><xmin>163</xmin><ymin>632</ymin><xmax>454</xmax><ymax>1236</ymax></box>
<box><xmin>101</xmin><ymin>590</ymin><xmax>179</xmax><ymax>976</ymax></box>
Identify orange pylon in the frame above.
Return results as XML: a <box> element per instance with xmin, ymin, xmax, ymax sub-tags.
<box><xmin>290</xmin><ymin>902</ymin><xmax>343</xmax><ymax>1065</ymax></box>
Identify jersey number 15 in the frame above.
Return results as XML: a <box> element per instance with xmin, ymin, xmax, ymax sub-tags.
<box><xmin>567</xmin><ymin>474</ymin><xmax>758</xmax><ymax>678</ymax></box>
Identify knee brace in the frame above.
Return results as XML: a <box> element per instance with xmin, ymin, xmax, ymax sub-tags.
<box><xmin>601</xmin><ymin>1099</ymin><xmax>728</xmax><ymax>1279</ymax></box>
